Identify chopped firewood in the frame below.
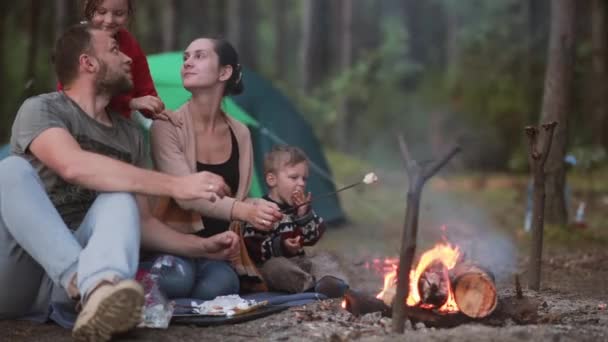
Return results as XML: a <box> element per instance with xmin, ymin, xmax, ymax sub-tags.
<box><xmin>343</xmin><ymin>289</ymin><xmax>391</xmax><ymax>317</ymax></box>
<box><xmin>418</xmin><ymin>261</ymin><xmax>449</xmax><ymax>308</ymax></box>
<box><xmin>449</xmin><ymin>263</ymin><xmax>497</xmax><ymax>318</ymax></box>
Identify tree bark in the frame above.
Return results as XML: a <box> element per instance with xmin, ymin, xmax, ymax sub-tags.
<box><xmin>24</xmin><ymin>0</ymin><xmax>42</xmax><ymax>98</ymax></box>
<box><xmin>226</xmin><ymin>0</ymin><xmax>257</xmax><ymax>69</ymax></box>
<box><xmin>336</xmin><ymin>0</ymin><xmax>354</xmax><ymax>152</ymax></box>
<box><xmin>299</xmin><ymin>0</ymin><xmax>331</xmax><ymax>93</ymax></box>
<box><xmin>539</xmin><ymin>0</ymin><xmax>576</xmax><ymax>225</ymax></box>
<box><xmin>160</xmin><ymin>0</ymin><xmax>177</xmax><ymax>51</ymax></box>
<box><xmin>591</xmin><ymin>0</ymin><xmax>608</xmax><ymax>149</ymax></box>
<box><xmin>273</xmin><ymin>0</ymin><xmax>288</xmax><ymax>81</ymax></box>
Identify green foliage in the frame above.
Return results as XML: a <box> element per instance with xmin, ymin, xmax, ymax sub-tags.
<box><xmin>296</xmin><ymin>17</ymin><xmax>418</xmax><ymax>154</ymax></box>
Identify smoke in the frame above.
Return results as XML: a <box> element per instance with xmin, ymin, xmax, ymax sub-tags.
<box><xmin>417</xmin><ymin>187</ymin><xmax>518</xmax><ymax>282</ymax></box>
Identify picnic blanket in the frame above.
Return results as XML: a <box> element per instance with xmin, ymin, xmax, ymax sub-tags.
<box><xmin>50</xmin><ymin>291</ymin><xmax>328</xmax><ymax>329</ymax></box>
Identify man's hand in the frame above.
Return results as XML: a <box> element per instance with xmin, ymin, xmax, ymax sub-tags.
<box><xmin>129</xmin><ymin>95</ymin><xmax>165</xmax><ymax>114</ymax></box>
<box><xmin>283</xmin><ymin>236</ymin><xmax>303</xmax><ymax>256</ymax></box>
<box><xmin>172</xmin><ymin>171</ymin><xmax>231</xmax><ymax>202</ymax></box>
<box><xmin>292</xmin><ymin>190</ymin><xmax>312</xmax><ymax>217</ymax></box>
<box><xmin>246</xmin><ymin>198</ymin><xmax>283</xmax><ymax>231</ymax></box>
<box><xmin>201</xmin><ymin>231</ymin><xmax>240</xmax><ymax>260</ymax></box>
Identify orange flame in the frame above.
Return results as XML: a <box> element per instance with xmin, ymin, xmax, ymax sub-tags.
<box><xmin>376</xmin><ymin>242</ymin><xmax>461</xmax><ymax>313</ymax></box>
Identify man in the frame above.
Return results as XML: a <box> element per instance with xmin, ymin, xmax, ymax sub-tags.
<box><xmin>0</xmin><ymin>23</ymin><xmax>237</xmax><ymax>341</ymax></box>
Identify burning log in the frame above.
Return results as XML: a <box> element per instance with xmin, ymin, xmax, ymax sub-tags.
<box><xmin>343</xmin><ymin>289</ymin><xmax>391</xmax><ymax>317</ymax></box>
<box><xmin>449</xmin><ymin>263</ymin><xmax>497</xmax><ymax>318</ymax></box>
<box><xmin>418</xmin><ymin>261</ymin><xmax>449</xmax><ymax>308</ymax></box>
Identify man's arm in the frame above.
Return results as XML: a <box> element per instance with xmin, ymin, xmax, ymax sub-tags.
<box><xmin>29</xmin><ymin>127</ymin><xmax>228</xmax><ymax>200</ymax></box>
<box><xmin>136</xmin><ymin>195</ymin><xmax>206</xmax><ymax>257</ymax></box>
<box><xmin>137</xmin><ymin>195</ymin><xmax>239</xmax><ymax>259</ymax></box>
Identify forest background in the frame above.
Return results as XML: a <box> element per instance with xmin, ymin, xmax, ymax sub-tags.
<box><xmin>1</xmin><ymin>0</ymin><xmax>606</xmax><ymax>226</ymax></box>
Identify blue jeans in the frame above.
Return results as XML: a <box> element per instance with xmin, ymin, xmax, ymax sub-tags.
<box><xmin>0</xmin><ymin>156</ymin><xmax>141</xmax><ymax>322</ymax></box>
<box><xmin>142</xmin><ymin>255</ymin><xmax>239</xmax><ymax>300</ymax></box>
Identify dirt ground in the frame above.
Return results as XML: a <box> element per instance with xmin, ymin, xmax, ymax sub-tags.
<box><xmin>2</xmin><ymin>174</ymin><xmax>608</xmax><ymax>341</ymax></box>
<box><xmin>2</xmin><ymin>242</ymin><xmax>608</xmax><ymax>342</ymax></box>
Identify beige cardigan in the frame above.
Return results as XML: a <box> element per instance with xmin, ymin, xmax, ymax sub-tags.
<box><xmin>150</xmin><ymin>102</ymin><xmax>254</xmax><ymax>234</ymax></box>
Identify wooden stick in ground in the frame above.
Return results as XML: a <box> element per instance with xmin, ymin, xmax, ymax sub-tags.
<box><xmin>391</xmin><ymin>135</ymin><xmax>460</xmax><ymax>333</ymax></box>
<box><xmin>526</xmin><ymin>122</ymin><xmax>558</xmax><ymax>291</ymax></box>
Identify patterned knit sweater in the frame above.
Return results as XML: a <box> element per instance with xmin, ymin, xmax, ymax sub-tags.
<box><xmin>243</xmin><ymin>195</ymin><xmax>325</xmax><ymax>264</ymax></box>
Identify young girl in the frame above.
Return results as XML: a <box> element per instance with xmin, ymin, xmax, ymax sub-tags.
<box><xmin>59</xmin><ymin>0</ymin><xmax>166</xmax><ymax>119</ymax></box>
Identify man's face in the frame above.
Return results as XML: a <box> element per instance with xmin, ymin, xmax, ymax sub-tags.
<box><xmin>90</xmin><ymin>30</ymin><xmax>133</xmax><ymax>95</ymax></box>
<box><xmin>267</xmin><ymin>162</ymin><xmax>309</xmax><ymax>206</ymax></box>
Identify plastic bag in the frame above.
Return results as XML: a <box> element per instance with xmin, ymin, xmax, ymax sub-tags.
<box><xmin>139</xmin><ymin>255</ymin><xmax>175</xmax><ymax>329</ymax></box>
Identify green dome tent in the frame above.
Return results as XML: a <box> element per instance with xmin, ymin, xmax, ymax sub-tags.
<box><xmin>147</xmin><ymin>52</ymin><xmax>345</xmax><ymax>223</ymax></box>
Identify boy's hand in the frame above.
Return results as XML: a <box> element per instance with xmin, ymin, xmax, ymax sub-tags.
<box><xmin>292</xmin><ymin>190</ymin><xmax>312</xmax><ymax>217</ymax></box>
<box><xmin>283</xmin><ymin>236</ymin><xmax>303</xmax><ymax>256</ymax></box>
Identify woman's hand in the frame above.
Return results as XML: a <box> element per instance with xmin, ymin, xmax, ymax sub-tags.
<box><xmin>129</xmin><ymin>95</ymin><xmax>165</xmax><ymax>114</ymax></box>
<box><xmin>200</xmin><ymin>231</ymin><xmax>240</xmax><ymax>260</ymax></box>
<box><xmin>245</xmin><ymin>199</ymin><xmax>283</xmax><ymax>231</ymax></box>
<box><xmin>283</xmin><ymin>236</ymin><xmax>303</xmax><ymax>256</ymax></box>
<box><xmin>233</xmin><ymin>199</ymin><xmax>283</xmax><ymax>230</ymax></box>
<box><xmin>172</xmin><ymin>171</ymin><xmax>231</xmax><ymax>202</ymax></box>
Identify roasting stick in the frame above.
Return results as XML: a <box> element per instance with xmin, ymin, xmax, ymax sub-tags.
<box><xmin>281</xmin><ymin>172</ymin><xmax>378</xmax><ymax>214</ymax></box>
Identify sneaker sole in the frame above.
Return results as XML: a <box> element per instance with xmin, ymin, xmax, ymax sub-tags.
<box><xmin>72</xmin><ymin>280</ymin><xmax>144</xmax><ymax>342</ymax></box>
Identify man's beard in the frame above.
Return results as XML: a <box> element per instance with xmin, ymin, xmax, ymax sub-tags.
<box><xmin>95</xmin><ymin>60</ymin><xmax>133</xmax><ymax>96</ymax></box>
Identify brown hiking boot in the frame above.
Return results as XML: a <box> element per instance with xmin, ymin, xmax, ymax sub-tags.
<box><xmin>72</xmin><ymin>279</ymin><xmax>144</xmax><ymax>342</ymax></box>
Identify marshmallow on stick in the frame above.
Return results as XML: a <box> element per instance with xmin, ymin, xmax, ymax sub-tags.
<box><xmin>363</xmin><ymin>172</ymin><xmax>378</xmax><ymax>185</ymax></box>
<box><xmin>282</xmin><ymin>172</ymin><xmax>378</xmax><ymax>213</ymax></box>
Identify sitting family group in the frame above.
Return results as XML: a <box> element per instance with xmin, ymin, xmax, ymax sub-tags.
<box><xmin>0</xmin><ymin>0</ymin><xmax>347</xmax><ymax>341</ymax></box>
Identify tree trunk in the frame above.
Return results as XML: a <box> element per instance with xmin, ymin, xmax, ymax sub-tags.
<box><xmin>591</xmin><ymin>0</ymin><xmax>608</xmax><ymax>149</ymax></box>
<box><xmin>539</xmin><ymin>0</ymin><xmax>576</xmax><ymax>225</ymax></box>
<box><xmin>336</xmin><ymin>0</ymin><xmax>354</xmax><ymax>152</ymax></box>
<box><xmin>24</xmin><ymin>0</ymin><xmax>42</xmax><ymax>98</ymax></box>
<box><xmin>273</xmin><ymin>0</ymin><xmax>288</xmax><ymax>81</ymax></box>
<box><xmin>299</xmin><ymin>0</ymin><xmax>331</xmax><ymax>93</ymax></box>
<box><xmin>226</xmin><ymin>0</ymin><xmax>257</xmax><ymax>69</ymax></box>
<box><xmin>160</xmin><ymin>0</ymin><xmax>177</xmax><ymax>51</ymax></box>
<box><xmin>54</xmin><ymin>0</ymin><xmax>68</xmax><ymax>40</ymax></box>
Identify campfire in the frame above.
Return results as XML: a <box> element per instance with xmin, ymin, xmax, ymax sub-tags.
<box><xmin>342</xmin><ymin>239</ymin><xmax>499</xmax><ymax>327</ymax></box>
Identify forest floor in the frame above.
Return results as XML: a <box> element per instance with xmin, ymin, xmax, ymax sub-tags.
<box><xmin>2</xmin><ymin>170</ymin><xmax>608</xmax><ymax>341</ymax></box>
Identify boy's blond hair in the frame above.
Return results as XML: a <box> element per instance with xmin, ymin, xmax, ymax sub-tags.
<box><xmin>263</xmin><ymin>145</ymin><xmax>309</xmax><ymax>175</ymax></box>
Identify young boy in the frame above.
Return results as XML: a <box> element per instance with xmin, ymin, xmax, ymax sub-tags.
<box><xmin>243</xmin><ymin>145</ymin><xmax>326</xmax><ymax>293</ymax></box>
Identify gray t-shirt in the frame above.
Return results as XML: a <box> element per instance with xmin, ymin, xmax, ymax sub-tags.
<box><xmin>10</xmin><ymin>92</ymin><xmax>146</xmax><ymax>230</ymax></box>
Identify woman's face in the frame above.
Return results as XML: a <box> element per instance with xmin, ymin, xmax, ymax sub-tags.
<box><xmin>90</xmin><ymin>0</ymin><xmax>129</xmax><ymax>35</ymax></box>
<box><xmin>181</xmin><ymin>39</ymin><xmax>232</xmax><ymax>92</ymax></box>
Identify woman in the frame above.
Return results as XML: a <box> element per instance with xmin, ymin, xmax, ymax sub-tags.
<box><xmin>148</xmin><ymin>38</ymin><xmax>283</xmax><ymax>299</ymax></box>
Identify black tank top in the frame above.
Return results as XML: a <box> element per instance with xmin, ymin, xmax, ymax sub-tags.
<box><xmin>196</xmin><ymin>127</ymin><xmax>240</xmax><ymax>237</ymax></box>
